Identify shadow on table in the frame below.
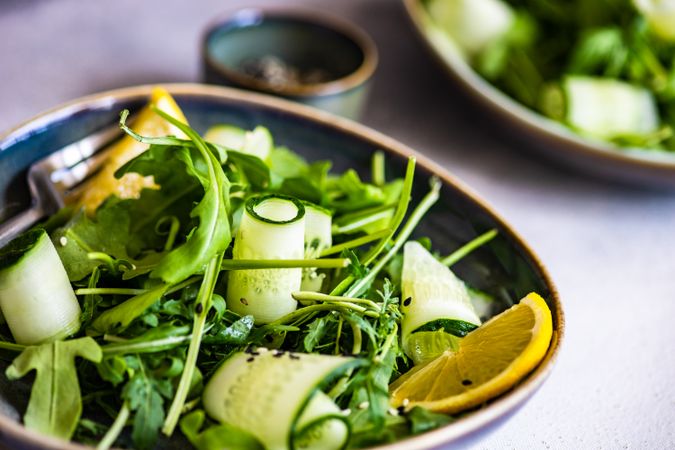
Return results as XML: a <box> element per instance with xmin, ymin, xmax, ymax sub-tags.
<box><xmin>0</xmin><ymin>0</ymin><xmax>49</xmax><ymax>13</ymax></box>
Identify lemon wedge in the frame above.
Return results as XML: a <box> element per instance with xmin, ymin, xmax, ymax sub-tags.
<box><xmin>76</xmin><ymin>87</ymin><xmax>188</xmax><ymax>213</ymax></box>
<box><xmin>390</xmin><ymin>292</ymin><xmax>553</xmax><ymax>414</ymax></box>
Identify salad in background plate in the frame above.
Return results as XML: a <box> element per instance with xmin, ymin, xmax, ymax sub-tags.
<box><xmin>424</xmin><ymin>0</ymin><xmax>675</xmax><ymax>152</ymax></box>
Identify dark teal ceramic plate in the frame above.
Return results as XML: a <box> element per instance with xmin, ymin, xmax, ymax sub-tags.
<box><xmin>0</xmin><ymin>84</ymin><xmax>562</xmax><ymax>450</ymax></box>
<box><xmin>403</xmin><ymin>0</ymin><xmax>675</xmax><ymax>189</ymax></box>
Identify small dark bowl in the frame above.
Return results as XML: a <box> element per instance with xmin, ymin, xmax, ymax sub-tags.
<box><xmin>202</xmin><ymin>8</ymin><xmax>378</xmax><ymax>120</ymax></box>
<box><xmin>0</xmin><ymin>84</ymin><xmax>562</xmax><ymax>449</ymax></box>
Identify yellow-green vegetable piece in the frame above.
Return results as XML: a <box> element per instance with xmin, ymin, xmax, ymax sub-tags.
<box><xmin>5</xmin><ymin>337</ymin><xmax>102</xmax><ymax>439</ymax></box>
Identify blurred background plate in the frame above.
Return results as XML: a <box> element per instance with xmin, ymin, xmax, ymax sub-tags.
<box><xmin>0</xmin><ymin>84</ymin><xmax>562</xmax><ymax>450</ymax></box>
<box><xmin>402</xmin><ymin>0</ymin><xmax>675</xmax><ymax>189</ymax></box>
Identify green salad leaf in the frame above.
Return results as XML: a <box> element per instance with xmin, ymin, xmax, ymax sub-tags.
<box><xmin>180</xmin><ymin>410</ymin><xmax>263</xmax><ymax>450</ymax></box>
<box><xmin>5</xmin><ymin>337</ymin><xmax>102</xmax><ymax>439</ymax></box>
<box><xmin>0</xmin><ymin>103</ymin><xmax>507</xmax><ymax>450</ymax></box>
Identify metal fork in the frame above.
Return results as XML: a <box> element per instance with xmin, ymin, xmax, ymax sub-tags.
<box><xmin>0</xmin><ymin>122</ymin><xmax>125</xmax><ymax>247</ymax></box>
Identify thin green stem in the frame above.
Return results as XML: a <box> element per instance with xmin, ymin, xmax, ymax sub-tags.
<box><xmin>102</xmin><ymin>334</ymin><xmax>128</xmax><ymax>343</ymax></box>
<box><xmin>334</xmin><ymin>317</ymin><xmax>344</xmax><ymax>355</ymax></box>
<box><xmin>102</xmin><ymin>335</ymin><xmax>191</xmax><ymax>355</ymax></box>
<box><xmin>335</xmin><ymin>203</ymin><xmax>396</xmax><ymax>227</ymax></box>
<box><xmin>441</xmin><ymin>228</ymin><xmax>498</xmax><ymax>267</ymax></box>
<box><xmin>292</xmin><ymin>291</ymin><xmax>380</xmax><ymax>310</ymax></box>
<box><xmin>75</xmin><ymin>288</ymin><xmax>146</xmax><ymax>296</ymax></box>
<box><xmin>162</xmin><ymin>254</ymin><xmax>223</xmax><ymax>436</ymax></box>
<box><xmin>377</xmin><ymin>324</ymin><xmax>398</xmax><ymax>361</ymax></box>
<box><xmin>320</xmin><ymin>229</ymin><xmax>389</xmax><ymax>257</ymax></box>
<box><xmin>264</xmin><ymin>303</ymin><xmax>378</xmax><ymax>329</ymax></box>
<box><xmin>87</xmin><ymin>252</ymin><xmax>117</xmax><ymax>273</ymax></box>
<box><xmin>329</xmin><ymin>276</ymin><xmax>355</xmax><ymax>297</ymax></box>
<box><xmin>345</xmin><ymin>178</ymin><xmax>440</xmax><ymax>298</ymax></box>
<box><xmin>0</xmin><ymin>341</ymin><xmax>25</xmax><ymax>352</ymax></box>
<box><xmin>371</xmin><ymin>150</ymin><xmax>386</xmax><ymax>186</ymax></box>
<box><xmin>348</xmin><ymin>319</ymin><xmax>363</xmax><ymax>355</ymax></box>
<box><xmin>221</xmin><ymin>258</ymin><xmax>349</xmax><ymax>270</ymax></box>
<box><xmin>96</xmin><ymin>402</ymin><xmax>130</xmax><ymax>450</ymax></box>
<box><xmin>332</xmin><ymin>209</ymin><xmax>393</xmax><ymax>234</ymax></box>
<box><xmin>81</xmin><ymin>276</ymin><xmax>200</xmax><ymax>299</ymax></box>
<box><xmin>160</xmin><ymin>216</ymin><xmax>181</xmax><ymax>252</ymax></box>
<box><xmin>166</xmin><ymin>276</ymin><xmax>202</xmax><ymax>295</ymax></box>
<box><xmin>119</xmin><ymin>110</ymin><xmax>188</xmax><ymax>146</ymax></box>
<box><xmin>361</xmin><ymin>157</ymin><xmax>416</xmax><ymax>265</ymax></box>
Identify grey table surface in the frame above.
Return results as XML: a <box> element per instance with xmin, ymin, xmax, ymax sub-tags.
<box><xmin>2</xmin><ymin>0</ymin><xmax>675</xmax><ymax>449</ymax></box>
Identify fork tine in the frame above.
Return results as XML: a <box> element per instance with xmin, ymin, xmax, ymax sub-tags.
<box><xmin>50</xmin><ymin>147</ymin><xmax>113</xmax><ymax>191</ymax></box>
<box><xmin>38</xmin><ymin>121</ymin><xmax>123</xmax><ymax>174</ymax></box>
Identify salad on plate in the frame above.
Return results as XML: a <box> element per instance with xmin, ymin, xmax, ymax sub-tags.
<box><xmin>0</xmin><ymin>88</ymin><xmax>552</xmax><ymax>450</ymax></box>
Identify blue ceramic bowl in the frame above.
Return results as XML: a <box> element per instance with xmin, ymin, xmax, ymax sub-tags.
<box><xmin>202</xmin><ymin>8</ymin><xmax>377</xmax><ymax>120</ymax></box>
<box><xmin>0</xmin><ymin>84</ymin><xmax>562</xmax><ymax>450</ymax></box>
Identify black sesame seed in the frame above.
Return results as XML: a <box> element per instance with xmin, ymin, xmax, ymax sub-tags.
<box><xmin>462</xmin><ymin>379</ymin><xmax>472</xmax><ymax>386</ymax></box>
<box><xmin>246</xmin><ymin>357</ymin><xmax>255</xmax><ymax>362</ymax></box>
<box><xmin>195</xmin><ymin>303</ymin><xmax>204</xmax><ymax>314</ymax></box>
<box><xmin>403</xmin><ymin>297</ymin><xmax>412</xmax><ymax>307</ymax></box>
<box><xmin>273</xmin><ymin>352</ymin><xmax>284</xmax><ymax>358</ymax></box>
<box><xmin>396</xmin><ymin>406</ymin><xmax>406</xmax><ymax>414</ymax></box>
<box><xmin>289</xmin><ymin>354</ymin><xmax>300</xmax><ymax>360</ymax></box>
<box><xmin>240</xmin><ymin>297</ymin><xmax>249</xmax><ymax>306</ymax></box>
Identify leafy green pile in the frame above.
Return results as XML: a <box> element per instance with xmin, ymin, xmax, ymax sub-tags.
<box><xmin>0</xmin><ymin>108</ymin><xmax>498</xmax><ymax>450</ymax></box>
<box><xmin>427</xmin><ymin>0</ymin><xmax>675</xmax><ymax>150</ymax></box>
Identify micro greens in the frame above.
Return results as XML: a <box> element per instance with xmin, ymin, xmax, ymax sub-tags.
<box><xmin>0</xmin><ymin>105</ymin><xmax>503</xmax><ymax>450</ymax></box>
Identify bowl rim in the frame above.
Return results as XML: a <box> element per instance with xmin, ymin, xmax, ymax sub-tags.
<box><xmin>402</xmin><ymin>0</ymin><xmax>675</xmax><ymax>174</ymax></box>
<box><xmin>201</xmin><ymin>7</ymin><xmax>378</xmax><ymax>98</ymax></box>
<box><xmin>0</xmin><ymin>83</ymin><xmax>563</xmax><ymax>450</ymax></box>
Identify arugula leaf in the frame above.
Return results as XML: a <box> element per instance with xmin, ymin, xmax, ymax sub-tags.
<box><xmin>407</xmin><ymin>406</ymin><xmax>454</xmax><ymax>434</ymax></box>
<box><xmin>179</xmin><ymin>410</ymin><xmax>263</xmax><ymax>450</ymax></box>
<box><xmin>52</xmin><ymin>208</ymin><xmax>132</xmax><ymax>281</ymax></box>
<box><xmin>226</xmin><ymin>150</ymin><xmax>271</xmax><ymax>190</ymax></box>
<box><xmin>203</xmin><ymin>315</ymin><xmax>255</xmax><ymax>345</ymax></box>
<box><xmin>97</xmin><ymin>355</ymin><xmax>128</xmax><ymax>386</ymax></box>
<box><xmin>302</xmin><ymin>316</ymin><xmax>330</xmax><ymax>352</ymax></box>
<box><xmin>325</xmin><ymin>170</ymin><xmax>385</xmax><ymax>212</ymax></box>
<box><xmin>268</xmin><ymin>146</ymin><xmax>311</xmax><ymax>179</ymax></box>
<box><xmin>5</xmin><ymin>337</ymin><xmax>102</xmax><ymax>439</ymax></box>
<box><xmin>120</xmin><ymin>109</ymin><xmax>232</xmax><ymax>285</ymax></box>
<box><xmin>89</xmin><ymin>284</ymin><xmax>168</xmax><ymax>335</ymax></box>
<box><xmin>122</xmin><ymin>356</ymin><xmax>173</xmax><ymax>450</ymax></box>
<box><xmin>268</xmin><ymin>146</ymin><xmax>331</xmax><ymax>203</ymax></box>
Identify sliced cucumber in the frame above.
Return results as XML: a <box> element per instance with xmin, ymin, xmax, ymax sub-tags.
<box><xmin>301</xmin><ymin>202</ymin><xmax>333</xmax><ymax>292</ymax></box>
<box><xmin>562</xmin><ymin>76</ymin><xmax>660</xmax><ymax>140</ymax></box>
<box><xmin>203</xmin><ymin>349</ymin><xmax>361</xmax><ymax>450</ymax></box>
<box><xmin>427</xmin><ymin>0</ymin><xmax>515</xmax><ymax>56</ymax></box>
<box><xmin>203</xmin><ymin>124</ymin><xmax>246</xmax><ymax>150</ymax></box>
<box><xmin>400</xmin><ymin>241</ymin><xmax>480</xmax><ymax>363</ymax></box>
<box><xmin>294</xmin><ymin>391</ymin><xmax>348</xmax><ymax>450</ymax></box>
<box><xmin>226</xmin><ymin>195</ymin><xmax>305</xmax><ymax>323</ymax></box>
<box><xmin>635</xmin><ymin>0</ymin><xmax>675</xmax><ymax>42</ymax></box>
<box><xmin>0</xmin><ymin>229</ymin><xmax>81</xmax><ymax>345</ymax></box>
<box><xmin>404</xmin><ymin>330</ymin><xmax>461</xmax><ymax>366</ymax></box>
<box><xmin>204</xmin><ymin>125</ymin><xmax>273</xmax><ymax>161</ymax></box>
